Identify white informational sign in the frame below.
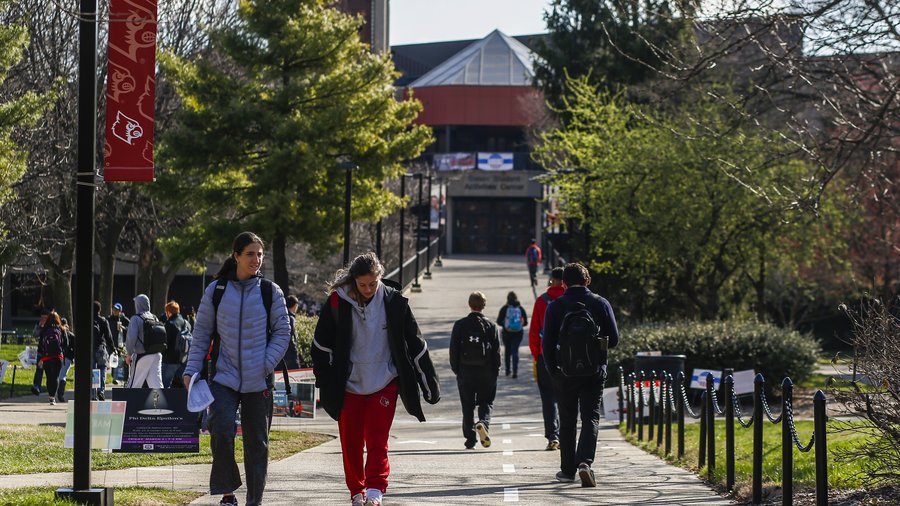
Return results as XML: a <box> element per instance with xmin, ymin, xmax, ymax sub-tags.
<box><xmin>0</xmin><ymin>359</ymin><xmax>8</xmax><ymax>383</ymax></box>
<box><xmin>602</xmin><ymin>387</ymin><xmax>621</xmax><ymax>419</ymax></box>
<box><xmin>732</xmin><ymin>369</ymin><xmax>756</xmax><ymax>395</ymax></box>
<box><xmin>92</xmin><ymin>369</ymin><xmax>101</xmax><ymax>389</ymax></box>
<box><xmin>18</xmin><ymin>346</ymin><xmax>37</xmax><ymax>369</ymax></box>
<box><xmin>64</xmin><ymin>401</ymin><xmax>126</xmax><ymax>450</ymax></box>
<box><xmin>272</xmin><ymin>368</ymin><xmax>319</xmax><ymax>419</ymax></box>
<box><xmin>690</xmin><ymin>369</ymin><xmax>722</xmax><ymax>390</ymax></box>
<box><xmin>635</xmin><ymin>351</ymin><xmax>662</xmax><ymax>356</ymax></box>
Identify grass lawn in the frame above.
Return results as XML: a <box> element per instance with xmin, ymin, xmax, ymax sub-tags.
<box><xmin>0</xmin><ymin>425</ymin><xmax>333</xmax><ymax>475</ymax></box>
<box><xmin>623</xmin><ymin>419</ymin><xmax>872</xmax><ymax>494</ymax></box>
<box><xmin>0</xmin><ymin>486</ymin><xmax>202</xmax><ymax>506</ymax></box>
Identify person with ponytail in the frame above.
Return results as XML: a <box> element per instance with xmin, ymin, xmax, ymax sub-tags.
<box><xmin>182</xmin><ymin>232</ymin><xmax>292</xmax><ymax>506</ymax></box>
<box><xmin>311</xmin><ymin>252</ymin><xmax>440</xmax><ymax>506</ymax></box>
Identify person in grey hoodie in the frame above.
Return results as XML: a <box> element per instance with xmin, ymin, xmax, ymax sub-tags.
<box><xmin>125</xmin><ymin>293</ymin><xmax>164</xmax><ymax>389</ymax></box>
<box><xmin>312</xmin><ymin>252</ymin><xmax>440</xmax><ymax>506</ymax></box>
<box><xmin>182</xmin><ymin>232</ymin><xmax>291</xmax><ymax>506</ymax></box>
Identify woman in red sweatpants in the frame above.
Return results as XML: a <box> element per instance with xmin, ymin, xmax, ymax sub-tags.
<box><xmin>312</xmin><ymin>253</ymin><xmax>441</xmax><ymax>506</ymax></box>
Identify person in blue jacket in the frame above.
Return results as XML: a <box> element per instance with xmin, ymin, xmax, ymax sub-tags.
<box><xmin>182</xmin><ymin>231</ymin><xmax>291</xmax><ymax>506</ymax></box>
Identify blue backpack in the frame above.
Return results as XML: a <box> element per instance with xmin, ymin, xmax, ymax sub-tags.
<box><xmin>504</xmin><ymin>306</ymin><xmax>524</xmax><ymax>332</ymax></box>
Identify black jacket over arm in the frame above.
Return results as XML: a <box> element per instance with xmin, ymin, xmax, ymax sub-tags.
<box><xmin>311</xmin><ymin>279</ymin><xmax>440</xmax><ymax>422</ymax></box>
<box><xmin>541</xmin><ymin>286</ymin><xmax>619</xmax><ymax>375</ymax></box>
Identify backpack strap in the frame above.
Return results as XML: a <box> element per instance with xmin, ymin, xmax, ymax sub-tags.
<box><xmin>540</xmin><ymin>293</ymin><xmax>552</xmax><ymax>305</ymax></box>
<box><xmin>206</xmin><ymin>277</ymin><xmax>276</xmax><ymax>381</ymax></box>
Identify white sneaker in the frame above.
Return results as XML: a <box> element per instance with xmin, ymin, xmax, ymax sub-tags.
<box><xmin>364</xmin><ymin>488</ymin><xmax>383</xmax><ymax>506</ymax></box>
<box><xmin>475</xmin><ymin>421</ymin><xmax>491</xmax><ymax>448</ymax></box>
<box><xmin>351</xmin><ymin>493</ymin><xmax>365</xmax><ymax>506</ymax></box>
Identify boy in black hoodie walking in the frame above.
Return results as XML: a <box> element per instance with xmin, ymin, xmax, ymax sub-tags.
<box><xmin>450</xmin><ymin>292</ymin><xmax>500</xmax><ymax>449</ymax></box>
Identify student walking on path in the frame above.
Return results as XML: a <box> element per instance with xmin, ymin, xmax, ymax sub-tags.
<box><xmin>529</xmin><ymin>267</ymin><xmax>565</xmax><ymax>450</ymax></box>
<box><xmin>449</xmin><ymin>291</ymin><xmax>500</xmax><ymax>449</ymax></box>
<box><xmin>496</xmin><ymin>291</ymin><xmax>527</xmax><ymax>379</ymax></box>
<box><xmin>312</xmin><ymin>252</ymin><xmax>441</xmax><ymax>506</ymax></box>
<box><xmin>182</xmin><ymin>231</ymin><xmax>292</xmax><ymax>506</ymax></box>
<box><xmin>125</xmin><ymin>294</ymin><xmax>165</xmax><ymax>389</ymax></box>
<box><xmin>37</xmin><ymin>311</ymin><xmax>64</xmax><ymax>406</ymax></box>
<box><xmin>542</xmin><ymin>263</ymin><xmax>619</xmax><ymax>488</ymax></box>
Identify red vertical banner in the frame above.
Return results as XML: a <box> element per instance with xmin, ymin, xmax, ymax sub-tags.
<box><xmin>103</xmin><ymin>0</ymin><xmax>157</xmax><ymax>182</ymax></box>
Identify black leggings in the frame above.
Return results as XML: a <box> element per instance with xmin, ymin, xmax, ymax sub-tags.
<box><xmin>42</xmin><ymin>359</ymin><xmax>61</xmax><ymax>399</ymax></box>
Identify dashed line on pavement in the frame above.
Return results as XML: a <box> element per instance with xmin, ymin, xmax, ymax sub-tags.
<box><xmin>502</xmin><ymin>439</ymin><xmax>512</xmax><ymax>444</ymax></box>
<box><xmin>502</xmin><ymin>463</ymin><xmax>516</xmax><ymax>473</ymax></box>
<box><xmin>503</xmin><ymin>450</ymin><xmax>514</xmax><ymax>456</ymax></box>
<box><xmin>502</xmin><ymin>423</ymin><xmax>511</xmax><ymax>430</ymax></box>
<box><xmin>503</xmin><ymin>488</ymin><xmax>519</xmax><ymax>502</ymax></box>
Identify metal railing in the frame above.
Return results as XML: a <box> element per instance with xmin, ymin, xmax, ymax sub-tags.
<box><xmin>619</xmin><ymin>367</ymin><xmax>829</xmax><ymax>506</ymax></box>
<box><xmin>384</xmin><ymin>236</ymin><xmax>440</xmax><ymax>292</ymax></box>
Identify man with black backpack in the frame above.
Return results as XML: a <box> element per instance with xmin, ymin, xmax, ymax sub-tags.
<box><xmin>450</xmin><ymin>291</ymin><xmax>500</xmax><ymax>449</ymax></box>
<box><xmin>125</xmin><ymin>294</ymin><xmax>166</xmax><ymax>388</ymax></box>
<box><xmin>162</xmin><ymin>300</ymin><xmax>192</xmax><ymax>388</ymax></box>
<box><xmin>541</xmin><ymin>263</ymin><xmax>619</xmax><ymax>488</ymax></box>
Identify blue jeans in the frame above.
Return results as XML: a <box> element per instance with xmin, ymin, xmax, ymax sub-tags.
<box><xmin>553</xmin><ymin>372</ymin><xmax>606</xmax><ymax>476</ymax></box>
<box><xmin>161</xmin><ymin>363</ymin><xmax>183</xmax><ymax>389</ymax></box>
<box><xmin>208</xmin><ymin>381</ymin><xmax>273</xmax><ymax>506</ymax></box>
<box><xmin>92</xmin><ymin>360</ymin><xmax>107</xmax><ymax>399</ymax></box>
<box><xmin>57</xmin><ymin>358</ymin><xmax>73</xmax><ymax>401</ymax></box>
<box><xmin>502</xmin><ymin>331</ymin><xmax>523</xmax><ymax>375</ymax></box>
<box><xmin>536</xmin><ymin>355</ymin><xmax>559</xmax><ymax>442</ymax></box>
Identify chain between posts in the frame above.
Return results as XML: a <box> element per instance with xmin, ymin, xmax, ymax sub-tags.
<box><xmin>760</xmin><ymin>388</ymin><xmax>784</xmax><ymax>424</ymax></box>
<box><xmin>679</xmin><ymin>380</ymin><xmax>702</xmax><ymax>419</ymax></box>
<box><xmin>785</xmin><ymin>396</ymin><xmax>816</xmax><ymax>452</ymax></box>
<box><xmin>731</xmin><ymin>388</ymin><xmax>753</xmax><ymax>428</ymax></box>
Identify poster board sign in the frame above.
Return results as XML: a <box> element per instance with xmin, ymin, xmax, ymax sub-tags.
<box><xmin>602</xmin><ymin>387</ymin><xmax>621</xmax><ymax>419</ymax></box>
<box><xmin>64</xmin><ymin>401</ymin><xmax>126</xmax><ymax>450</ymax></box>
<box><xmin>273</xmin><ymin>368</ymin><xmax>318</xmax><ymax>419</ymax></box>
<box><xmin>0</xmin><ymin>359</ymin><xmax>8</xmax><ymax>383</ymax></box>
<box><xmin>112</xmin><ymin>388</ymin><xmax>198</xmax><ymax>453</ymax></box>
<box><xmin>733</xmin><ymin>369</ymin><xmax>756</xmax><ymax>395</ymax></box>
<box><xmin>18</xmin><ymin>346</ymin><xmax>37</xmax><ymax>369</ymax></box>
<box><xmin>92</xmin><ymin>369</ymin><xmax>102</xmax><ymax>389</ymax></box>
<box><xmin>690</xmin><ymin>369</ymin><xmax>722</xmax><ymax>390</ymax></box>
<box><xmin>434</xmin><ymin>152</ymin><xmax>475</xmax><ymax>171</ymax></box>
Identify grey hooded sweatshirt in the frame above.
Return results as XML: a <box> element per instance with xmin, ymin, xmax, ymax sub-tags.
<box><xmin>337</xmin><ymin>282</ymin><xmax>398</xmax><ymax>395</ymax></box>
<box><xmin>125</xmin><ymin>294</ymin><xmax>157</xmax><ymax>356</ymax></box>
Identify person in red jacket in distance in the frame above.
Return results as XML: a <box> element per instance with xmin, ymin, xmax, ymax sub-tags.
<box><xmin>529</xmin><ymin>267</ymin><xmax>565</xmax><ymax>450</ymax></box>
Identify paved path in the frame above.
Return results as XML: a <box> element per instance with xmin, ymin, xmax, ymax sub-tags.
<box><xmin>0</xmin><ymin>255</ymin><xmax>733</xmax><ymax>505</ymax></box>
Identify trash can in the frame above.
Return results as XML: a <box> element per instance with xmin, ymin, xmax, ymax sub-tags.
<box><xmin>633</xmin><ymin>354</ymin><xmax>686</xmax><ymax>381</ymax></box>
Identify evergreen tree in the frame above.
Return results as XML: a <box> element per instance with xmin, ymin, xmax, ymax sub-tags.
<box><xmin>158</xmin><ymin>0</ymin><xmax>431</xmax><ymax>292</ymax></box>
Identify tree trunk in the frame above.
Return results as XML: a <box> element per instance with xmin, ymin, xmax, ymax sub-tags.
<box><xmin>272</xmin><ymin>230</ymin><xmax>290</xmax><ymax>294</ymax></box>
<box><xmin>97</xmin><ymin>220</ymin><xmax>126</xmax><ymax>313</ymax></box>
<box><xmin>40</xmin><ymin>242</ymin><xmax>75</xmax><ymax>324</ymax></box>
<box><xmin>135</xmin><ymin>231</ymin><xmax>154</xmax><ymax>300</ymax></box>
<box><xmin>150</xmin><ymin>261</ymin><xmax>179</xmax><ymax>315</ymax></box>
<box><xmin>756</xmin><ymin>244</ymin><xmax>766</xmax><ymax>323</ymax></box>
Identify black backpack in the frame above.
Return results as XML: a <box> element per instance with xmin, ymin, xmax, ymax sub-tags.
<box><xmin>42</xmin><ymin>327</ymin><xmax>63</xmax><ymax>357</ymax></box>
<box><xmin>556</xmin><ymin>301</ymin><xmax>608</xmax><ymax>377</ymax></box>
<box><xmin>139</xmin><ymin>314</ymin><xmax>168</xmax><ymax>354</ymax></box>
<box><xmin>176</xmin><ymin>324</ymin><xmax>192</xmax><ymax>365</ymax></box>
<box><xmin>460</xmin><ymin>317</ymin><xmax>491</xmax><ymax>366</ymax></box>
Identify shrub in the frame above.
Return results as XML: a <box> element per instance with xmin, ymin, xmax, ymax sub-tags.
<box><xmin>609</xmin><ymin>320</ymin><xmax>819</xmax><ymax>386</ymax></box>
<box><xmin>294</xmin><ymin>315</ymin><xmax>317</xmax><ymax>368</ymax></box>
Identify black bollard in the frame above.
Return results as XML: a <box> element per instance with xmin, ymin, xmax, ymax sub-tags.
<box><xmin>648</xmin><ymin>370</ymin><xmax>656</xmax><ymax>442</ymax></box>
<box><xmin>814</xmin><ymin>390</ymin><xmax>828</xmax><ymax>506</ymax></box>
<box><xmin>657</xmin><ymin>373</ymin><xmax>665</xmax><ymax>449</ymax></box>
<box><xmin>782</xmin><ymin>377</ymin><xmax>793</xmax><ymax>506</ymax></box>
<box><xmin>665</xmin><ymin>373</ymin><xmax>673</xmax><ymax>456</ymax></box>
<box><xmin>618</xmin><ymin>367</ymin><xmax>625</xmax><ymax>426</ymax></box>
<box><xmin>725</xmin><ymin>375</ymin><xmax>735</xmax><ymax>491</ymax></box>
<box><xmin>677</xmin><ymin>371</ymin><xmax>685</xmax><ymax>459</ymax></box>
<box><xmin>753</xmin><ymin>373</ymin><xmax>765</xmax><ymax>504</ymax></box>
<box><xmin>706</xmin><ymin>372</ymin><xmax>716</xmax><ymax>479</ymax></box>
<box><xmin>699</xmin><ymin>390</ymin><xmax>707</xmax><ymax>468</ymax></box>
<box><xmin>638</xmin><ymin>371</ymin><xmax>645</xmax><ymax>441</ymax></box>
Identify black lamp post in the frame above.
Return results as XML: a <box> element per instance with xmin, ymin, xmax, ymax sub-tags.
<box><xmin>337</xmin><ymin>160</ymin><xmax>358</xmax><ymax>266</ymax></box>
<box><xmin>434</xmin><ymin>176</ymin><xmax>444</xmax><ymax>267</ymax></box>
<box><xmin>398</xmin><ymin>174</ymin><xmax>409</xmax><ymax>288</ymax></box>
<box><xmin>423</xmin><ymin>174</ymin><xmax>433</xmax><ymax>279</ymax></box>
<box><xmin>411</xmin><ymin>173</ymin><xmax>424</xmax><ymax>292</ymax></box>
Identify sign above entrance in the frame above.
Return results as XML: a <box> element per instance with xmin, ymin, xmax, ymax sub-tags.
<box><xmin>447</xmin><ymin>171</ymin><xmax>542</xmax><ymax>198</ymax></box>
<box><xmin>434</xmin><ymin>153</ymin><xmax>476</xmax><ymax>171</ymax></box>
<box><xmin>477</xmin><ymin>152</ymin><xmax>513</xmax><ymax>171</ymax></box>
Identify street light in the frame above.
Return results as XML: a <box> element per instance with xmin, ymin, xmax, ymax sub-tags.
<box><xmin>337</xmin><ymin>160</ymin><xmax>358</xmax><ymax>266</ymax></box>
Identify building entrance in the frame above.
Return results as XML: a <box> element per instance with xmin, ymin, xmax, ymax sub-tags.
<box><xmin>453</xmin><ymin>198</ymin><xmax>535</xmax><ymax>254</ymax></box>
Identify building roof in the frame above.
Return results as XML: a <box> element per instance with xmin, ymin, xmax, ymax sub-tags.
<box><xmin>406</xmin><ymin>30</ymin><xmax>537</xmax><ymax>88</ymax></box>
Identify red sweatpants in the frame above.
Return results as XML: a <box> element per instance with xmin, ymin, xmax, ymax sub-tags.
<box><xmin>338</xmin><ymin>380</ymin><xmax>399</xmax><ymax>497</ymax></box>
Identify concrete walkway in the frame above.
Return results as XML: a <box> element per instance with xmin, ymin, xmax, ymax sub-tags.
<box><xmin>0</xmin><ymin>255</ymin><xmax>733</xmax><ymax>505</ymax></box>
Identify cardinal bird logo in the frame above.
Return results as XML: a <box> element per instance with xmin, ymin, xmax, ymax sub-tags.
<box><xmin>111</xmin><ymin>110</ymin><xmax>143</xmax><ymax>145</ymax></box>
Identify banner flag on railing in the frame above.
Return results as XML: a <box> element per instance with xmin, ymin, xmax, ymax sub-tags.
<box><xmin>103</xmin><ymin>0</ymin><xmax>158</xmax><ymax>182</ymax></box>
<box><xmin>477</xmin><ymin>152</ymin><xmax>513</xmax><ymax>171</ymax></box>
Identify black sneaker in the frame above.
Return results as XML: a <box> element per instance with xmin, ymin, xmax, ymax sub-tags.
<box><xmin>555</xmin><ymin>470</ymin><xmax>575</xmax><ymax>482</ymax></box>
<box><xmin>465</xmin><ymin>440</ymin><xmax>476</xmax><ymax>449</ymax></box>
<box><xmin>546</xmin><ymin>439</ymin><xmax>560</xmax><ymax>451</ymax></box>
<box><xmin>219</xmin><ymin>495</ymin><xmax>238</xmax><ymax>506</ymax></box>
<box><xmin>31</xmin><ymin>386</ymin><xmax>40</xmax><ymax>396</ymax></box>
<box><xmin>474</xmin><ymin>421</ymin><xmax>491</xmax><ymax>448</ymax></box>
<box><xmin>97</xmin><ymin>391</ymin><xmax>105</xmax><ymax>401</ymax></box>
<box><xmin>578</xmin><ymin>463</ymin><xmax>596</xmax><ymax>487</ymax></box>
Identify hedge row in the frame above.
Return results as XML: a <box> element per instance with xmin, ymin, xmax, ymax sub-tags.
<box><xmin>609</xmin><ymin>320</ymin><xmax>820</xmax><ymax>386</ymax></box>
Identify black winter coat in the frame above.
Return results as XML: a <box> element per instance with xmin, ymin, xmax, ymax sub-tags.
<box><xmin>311</xmin><ymin>279</ymin><xmax>440</xmax><ymax>422</ymax></box>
